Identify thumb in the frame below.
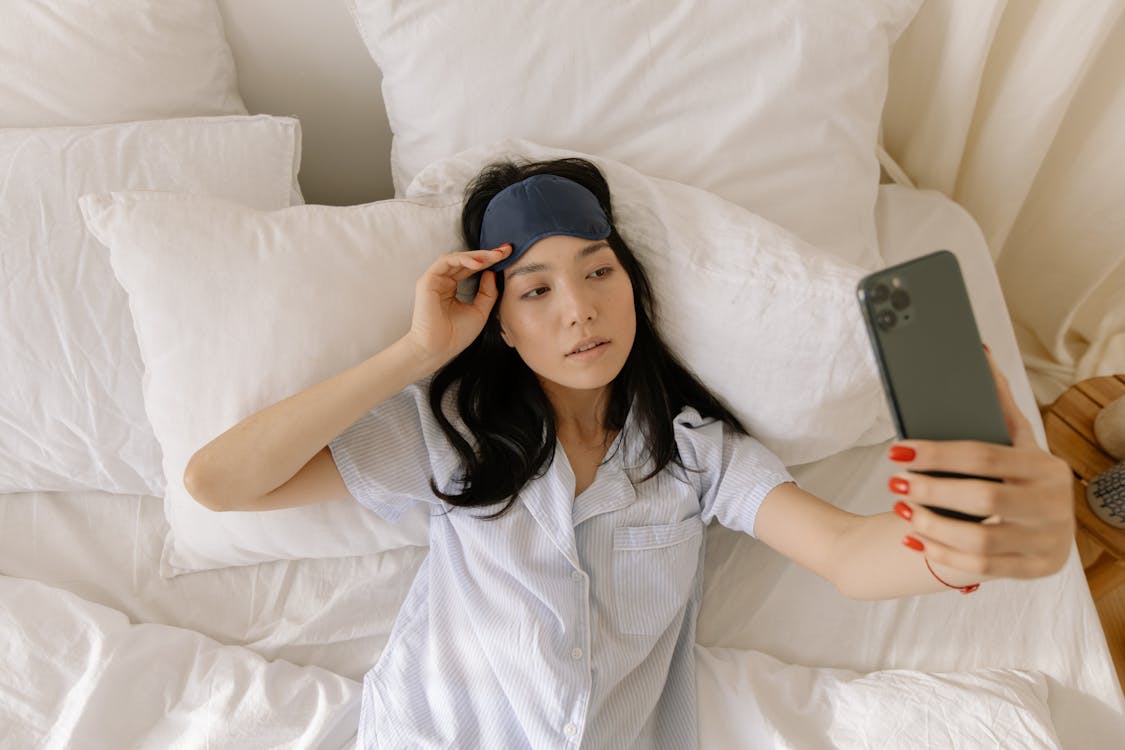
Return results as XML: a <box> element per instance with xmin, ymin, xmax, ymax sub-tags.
<box><xmin>472</xmin><ymin>270</ymin><xmax>500</xmax><ymax>316</ymax></box>
<box><xmin>983</xmin><ymin>344</ymin><xmax>1034</xmax><ymax>448</ymax></box>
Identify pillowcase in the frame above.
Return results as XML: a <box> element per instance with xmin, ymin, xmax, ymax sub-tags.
<box><xmin>346</xmin><ymin>0</ymin><xmax>924</xmax><ymax>269</ymax></box>
<box><xmin>694</xmin><ymin>646</ymin><xmax>1062</xmax><ymax>748</ymax></box>
<box><xmin>407</xmin><ymin>138</ymin><xmax>891</xmax><ymax>465</ymax></box>
<box><xmin>1</xmin><ymin>0</ymin><xmax>245</xmax><ymax>127</ymax></box>
<box><xmin>80</xmin><ymin>193</ymin><xmax>460</xmax><ymax>576</ymax></box>
<box><xmin>0</xmin><ymin>115</ymin><xmax>302</xmax><ymax>497</ymax></box>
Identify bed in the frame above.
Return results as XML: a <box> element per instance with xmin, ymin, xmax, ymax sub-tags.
<box><xmin>3</xmin><ymin>1</ymin><xmax>1124</xmax><ymax>748</ymax></box>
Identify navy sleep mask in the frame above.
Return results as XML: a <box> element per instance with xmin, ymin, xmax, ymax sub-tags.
<box><xmin>478</xmin><ymin>174</ymin><xmax>611</xmax><ymax>272</ymax></box>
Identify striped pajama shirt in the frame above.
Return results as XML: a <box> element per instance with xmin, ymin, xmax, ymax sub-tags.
<box><xmin>329</xmin><ymin>377</ymin><xmax>792</xmax><ymax>749</ymax></box>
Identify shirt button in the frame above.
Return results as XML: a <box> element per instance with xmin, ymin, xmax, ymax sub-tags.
<box><xmin>571</xmin><ymin>647</ymin><xmax>583</xmax><ymax>660</ymax></box>
<box><xmin>564</xmin><ymin>723</ymin><xmax>578</xmax><ymax>737</ymax></box>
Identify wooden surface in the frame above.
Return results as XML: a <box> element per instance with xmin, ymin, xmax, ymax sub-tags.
<box><xmin>1044</xmin><ymin>375</ymin><xmax>1125</xmax><ymax>598</ymax></box>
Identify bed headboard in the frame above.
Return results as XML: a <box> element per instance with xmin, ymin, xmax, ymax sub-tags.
<box><xmin>216</xmin><ymin>0</ymin><xmax>394</xmax><ymax>206</ymax></box>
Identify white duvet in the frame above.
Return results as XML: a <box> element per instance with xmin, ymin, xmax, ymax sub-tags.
<box><xmin>0</xmin><ymin>572</ymin><xmax>1065</xmax><ymax>750</ymax></box>
<box><xmin>2</xmin><ymin>186</ymin><xmax>1123</xmax><ymax>748</ymax></box>
<box><xmin>0</xmin><ymin>576</ymin><xmax>358</xmax><ymax>750</ymax></box>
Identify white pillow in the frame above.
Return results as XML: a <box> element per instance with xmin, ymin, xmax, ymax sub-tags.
<box><xmin>78</xmin><ymin>141</ymin><xmax>886</xmax><ymax>578</ymax></box>
<box><xmin>0</xmin><ymin>115</ymin><xmax>302</xmax><ymax>497</ymax></box>
<box><xmin>695</xmin><ymin>646</ymin><xmax>1062</xmax><ymax>749</ymax></box>
<box><xmin>1</xmin><ymin>0</ymin><xmax>245</xmax><ymax>127</ymax></box>
<box><xmin>407</xmin><ymin>139</ymin><xmax>891</xmax><ymax>465</ymax></box>
<box><xmin>346</xmin><ymin>0</ymin><xmax>924</xmax><ymax>269</ymax></box>
<box><xmin>80</xmin><ymin>193</ymin><xmax>460</xmax><ymax>576</ymax></box>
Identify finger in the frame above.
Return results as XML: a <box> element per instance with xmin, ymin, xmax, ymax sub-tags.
<box><xmin>982</xmin><ymin>344</ymin><xmax>1035</xmax><ymax>448</ymax></box>
<box><xmin>472</xmin><ymin>270</ymin><xmax>499</xmax><ymax>315</ymax></box>
<box><xmin>910</xmin><ymin>532</ymin><xmax>1059</xmax><ymax>580</ymax></box>
<box><xmin>889</xmin><ymin>471</ymin><xmax>1017</xmax><ymax>520</ymax></box>
<box><xmin>427</xmin><ymin>245</ymin><xmax>512</xmax><ymax>279</ymax></box>
<box><xmin>890</xmin><ymin>439</ymin><xmax>1044</xmax><ymax>483</ymax></box>
<box><xmin>905</xmin><ymin>501</ymin><xmax>1057</xmax><ymax>556</ymax></box>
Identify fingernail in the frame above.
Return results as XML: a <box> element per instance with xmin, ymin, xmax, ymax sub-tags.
<box><xmin>888</xmin><ymin>477</ymin><xmax>910</xmax><ymax>495</ymax></box>
<box><xmin>982</xmin><ymin>343</ymin><xmax>990</xmax><ymax>353</ymax></box>
<box><xmin>903</xmin><ymin>535</ymin><xmax>925</xmax><ymax>552</ymax></box>
<box><xmin>889</xmin><ymin>445</ymin><xmax>916</xmax><ymax>462</ymax></box>
<box><xmin>893</xmin><ymin>501</ymin><xmax>913</xmax><ymax>521</ymax></box>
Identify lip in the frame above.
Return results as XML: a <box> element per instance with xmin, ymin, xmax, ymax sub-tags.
<box><xmin>565</xmin><ymin>337</ymin><xmax>610</xmax><ymax>358</ymax></box>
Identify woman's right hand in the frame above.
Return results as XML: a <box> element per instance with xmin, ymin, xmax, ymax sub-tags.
<box><xmin>404</xmin><ymin>244</ymin><xmax>512</xmax><ymax>366</ymax></box>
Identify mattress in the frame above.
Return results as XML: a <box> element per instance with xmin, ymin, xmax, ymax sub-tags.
<box><xmin>2</xmin><ymin>184</ymin><xmax>1122</xmax><ymax>747</ymax></box>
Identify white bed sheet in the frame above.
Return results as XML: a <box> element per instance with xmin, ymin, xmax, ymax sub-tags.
<box><xmin>2</xmin><ymin>184</ymin><xmax>1122</xmax><ymax>747</ymax></box>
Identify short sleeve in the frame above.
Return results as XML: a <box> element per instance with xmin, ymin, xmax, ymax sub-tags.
<box><xmin>328</xmin><ymin>376</ymin><xmax>464</xmax><ymax>522</ymax></box>
<box><xmin>673</xmin><ymin>407</ymin><xmax>794</xmax><ymax>538</ymax></box>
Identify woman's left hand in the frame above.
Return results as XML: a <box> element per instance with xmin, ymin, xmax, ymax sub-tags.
<box><xmin>888</xmin><ymin>347</ymin><xmax>1075</xmax><ymax>580</ymax></box>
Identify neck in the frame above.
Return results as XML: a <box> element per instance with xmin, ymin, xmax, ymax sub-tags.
<box><xmin>540</xmin><ymin>380</ymin><xmax>612</xmax><ymax>445</ymax></box>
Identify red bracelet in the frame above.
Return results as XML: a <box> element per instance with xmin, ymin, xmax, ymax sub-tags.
<box><xmin>924</xmin><ymin>557</ymin><xmax>980</xmax><ymax>594</ymax></box>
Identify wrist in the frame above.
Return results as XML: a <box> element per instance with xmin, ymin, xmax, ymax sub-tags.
<box><xmin>926</xmin><ymin>557</ymin><xmax>986</xmax><ymax>593</ymax></box>
<box><xmin>393</xmin><ymin>335</ymin><xmax>448</xmax><ymax>377</ymax></box>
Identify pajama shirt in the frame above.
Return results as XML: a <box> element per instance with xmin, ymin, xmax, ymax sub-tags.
<box><xmin>328</xmin><ymin>376</ymin><xmax>792</xmax><ymax>749</ymax></box>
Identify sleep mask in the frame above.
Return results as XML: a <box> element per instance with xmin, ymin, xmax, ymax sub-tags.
<box><xmin>478</xmin><ymin>174</ymin><xmax>611</xmax><ymax>272</ymax></box>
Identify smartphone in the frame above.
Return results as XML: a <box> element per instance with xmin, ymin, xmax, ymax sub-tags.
<box><xmin>857</xmin><ymin>250</ymin><xmax>1010</xmax><ymax>523</ymax></box>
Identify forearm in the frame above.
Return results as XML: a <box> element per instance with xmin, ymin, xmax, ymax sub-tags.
<box><xmin>184</xmin><ymin>336</ymin><xmax>439</xmax><ymax>505</ymax></box>
<box><xmin>830</xmin><ymin>512</ymin><xmax>992</xmax><ymax>600</ymax></box>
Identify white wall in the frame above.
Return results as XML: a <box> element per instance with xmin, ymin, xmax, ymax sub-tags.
<box><xmin>215</xmin><ymin>0</ymin><xmax>394</xmax><ymax>206</ymax></box>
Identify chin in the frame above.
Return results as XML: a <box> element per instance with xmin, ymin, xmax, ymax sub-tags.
<box><xmin>535</xmin><ymin>358</ymin><xmax>626</xmax><ymax>394</ymax></box>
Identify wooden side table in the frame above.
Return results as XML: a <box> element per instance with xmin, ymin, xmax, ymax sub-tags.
<box><xmin>1043</xmin><ymin>375</ymin><xmax>1125</xmax><ymax>600</ymax></box>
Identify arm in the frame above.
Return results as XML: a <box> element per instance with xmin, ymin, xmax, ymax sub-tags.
<box><xmin>183</xmin><ymin>338</ymin><xmax>438</xmax><ymax>510</ymax></box>
<box><xmin>753</xmin><ymin>349</ymin><xmax>1075</xmax><ymax>600</ymax></box>
<box><xmin>184</xmin><ymin>244</ymin><xmax>512</xmax><ymax>511</ymax></box>
<box><xmin>754</xmin><ymin>483</ymin><xmax>989</xmax><ymax>599</ymax></box>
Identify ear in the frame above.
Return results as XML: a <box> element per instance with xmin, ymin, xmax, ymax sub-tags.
<box><xmin>499</xmin><ymin>322</ymin><xmax>514</xmax><ymax>348</ymax></box>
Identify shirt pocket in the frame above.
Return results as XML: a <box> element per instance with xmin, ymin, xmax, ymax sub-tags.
<box><xmin>612</xmin><ymin>517</ymin><xmax>703</xmax><ymax>637</ymax></box>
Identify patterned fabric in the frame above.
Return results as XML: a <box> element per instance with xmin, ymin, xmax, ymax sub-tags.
<box><xmin>328</xmin><ymin>377</ymin><xmax>793</xmax><ymax>749</ymax></box>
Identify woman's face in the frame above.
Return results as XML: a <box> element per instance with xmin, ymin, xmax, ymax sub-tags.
<box><xmin>497</xmin><ymin>234</ymin><xmax>636</xmax><ymax>395</ymax></box>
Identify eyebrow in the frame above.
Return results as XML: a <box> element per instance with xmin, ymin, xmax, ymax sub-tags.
<box><xmin>506</xmin><ymin>240</ymin><xmax>611</xmax><ymax>279</ymax></box>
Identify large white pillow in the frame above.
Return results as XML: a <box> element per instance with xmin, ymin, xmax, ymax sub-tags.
<box><xmin>0</xmin><ymin>115</ymin><xmax>302</xmax><ymax>497</ymax></box>
<box><xmin>80</xmin><ymin>193</ymin><xmax>459</xmax><ymax>576</ymax></box>
<box><xmin>407</xmin><ymin>138</ymin><xmax>891</xmax><ymax>465</ymax></box>
<box><xmin>1</xmin><ymin>0</ymin><xmax>245</xmax><ymax>127</ymax></box>
<box><xmin>78</xmin><ymin>143</ymin><xmax>887</xmax><ymax>578</ymax></box>
<box><xmin>346</xmin><ymin>0</ymin><xmax>923</xmax><ymax>269</ymax></box>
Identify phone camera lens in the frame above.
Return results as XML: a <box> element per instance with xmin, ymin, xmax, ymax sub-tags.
<box><xmin>876</xmin><ymin>309</ymin><xmax>897</xmax><ymax>330</ymax></box>
<box><xmin>890</xmin><ymin>289</ymin><xmax>911</xmax><ymax>311</ymax></box>
<box><xmin>869</xmin><ymin>283</ymin><xmax>890</xmax><ymax>303</ymax></box>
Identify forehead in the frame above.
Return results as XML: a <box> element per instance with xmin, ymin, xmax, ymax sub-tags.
<box><xmin>505</xmin><ymin>236</ymin><xmax>611</xmax><ymax>278</ymax></box>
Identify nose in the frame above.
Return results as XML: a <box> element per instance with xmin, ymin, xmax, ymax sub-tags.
<box><xmin>560</xmin><ymin>281</ymin><xmax>597</xmax><ymax>327</ymax></box>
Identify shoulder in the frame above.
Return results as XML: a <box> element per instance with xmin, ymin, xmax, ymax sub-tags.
<box><xmin>670</xmin><ymin>405</ymin><xmax>725</xmax><ymax>450</ymax></box>
<box><xmin>671</xmin><ymin>405</ymin><xmax>786</xmax><ymax>472</ymax></box>
<box><xmin>672</xmin><ymin>405</ymin><xmax>717</xmax><ymax>430</ymax></box>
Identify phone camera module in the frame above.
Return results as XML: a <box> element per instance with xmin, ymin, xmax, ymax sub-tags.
<box><xmin>876</xmin><ymin>309</ymin><xmax>897</xmax><ymax>330</ymax></box>
<box><xmin>869</xmin><ymin>283</ymin><xmax>891</xmax><ymax>304</ymax></box>
<box><xmin>890</xmin><ymin>289</ymin><xmax>911</xmax><ymax>311</ymax></box>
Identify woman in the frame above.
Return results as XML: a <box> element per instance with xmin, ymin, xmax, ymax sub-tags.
<box><xmin>184</xmin><ymin>158</ymin><xmax>1075</xmax><ymax>749</ymax></box>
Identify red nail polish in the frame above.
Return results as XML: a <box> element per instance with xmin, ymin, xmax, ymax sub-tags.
<box><xmin>888</xmin><ymin>477</ymin><xmax>910</xmax><ymax>495</ymax></box>
<box><xmin>893</xmin><ymin>501</ymin><xmax>913</xmax><ymax>521</ymax></box>
<box><xmin>903</xmin><ymin>535</ymin><xmax>925</xmax><ymax>552</ymax></box>
<box><xmin>889</xmin><ymin>445</ymin><xmax>916</xmax><ymax>462</ymax></box>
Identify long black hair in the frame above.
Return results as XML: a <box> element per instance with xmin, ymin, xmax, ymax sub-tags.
<box><xmin>428</xmin><ymin>157</ymin><xmax>748</xmax><ymax>519</ymax></box>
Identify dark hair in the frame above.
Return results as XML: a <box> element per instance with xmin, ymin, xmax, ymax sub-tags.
<box><xmin>428</xmin><ymin>157</ymin><xmax>747</xmax><ymax>519</ymax></box>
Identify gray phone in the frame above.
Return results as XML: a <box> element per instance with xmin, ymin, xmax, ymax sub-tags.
<box><xmin>857</xmin><ymin>250</ymin><xmax>1010</xmax><ymax>523</ymax></box>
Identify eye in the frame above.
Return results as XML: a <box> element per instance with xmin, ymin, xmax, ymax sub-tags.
<box><xmin>590</xmin><ymin>266</ymin><xmax>613</xmax><ymax>279</ymax></box>
<box><xmin>522</xmin><ymin>286</ymin><xmax>548</xmax><ymax>299</ymax></box>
